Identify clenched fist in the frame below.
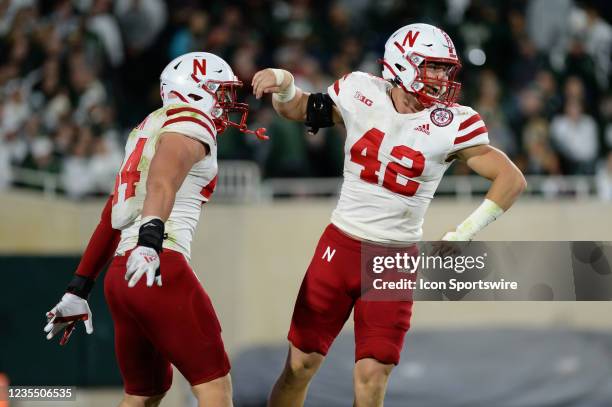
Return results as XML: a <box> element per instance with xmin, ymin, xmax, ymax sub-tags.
<box><xmin>252</xmin><ymin>68</ymin><xmax>293</xmax><ymax>99</ymax></box>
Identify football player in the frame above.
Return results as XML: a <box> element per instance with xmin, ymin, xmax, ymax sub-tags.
<box><xmin>252</xmin><ymin>23</ymin><xmax>526</xmax><ymax>407</ymax></box>
<box><xmin>44</xmin><ymin>52</ymin><xmax>266</xmax><ymax>407</ymax></box>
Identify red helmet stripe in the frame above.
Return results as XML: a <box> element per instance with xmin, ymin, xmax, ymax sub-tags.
<box><xmin>380</xmin><ymin>60</ymin><xmax>410</xmax><ymax>94</ymax></box>
<box><xmin>169</xmin><ymin>91</ymin><xmax>188</xmax><ymax>102</ymax></box>
<box><xmin>167</xmin><ymin>106</ymin><xmax>204</xmax><ymax>117</ymax></box>
<box><xmin>394</xmin><ymin>41</ymin><xmax>406</xmax><ymax>54</ymax></box>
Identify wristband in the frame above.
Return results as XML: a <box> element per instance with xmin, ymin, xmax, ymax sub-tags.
<box><xmin>271</xmin><ymin>69</ymin><xmax>297</xmax><ymax>103</ymax></box>
<box><xmin>66</xmin><ymin>274</ymin><xmax>95</xmax><ymax>299</ymax></box>
<box><xmin>137</xmin><ymin>216</ymin><xmax>165</xmax><ymax>254</ymax></box>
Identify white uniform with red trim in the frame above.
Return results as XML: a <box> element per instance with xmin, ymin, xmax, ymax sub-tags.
<box><xmin>112</xmin><ymin>103</ymin><xmax>218</xmax><ymax>260</ymax></box>
<box><xmin>328</xmin><ymin>72</ymin><xmax>489</xmax><ymax>243</ymax></box>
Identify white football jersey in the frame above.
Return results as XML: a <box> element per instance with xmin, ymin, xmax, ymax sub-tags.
<box><xmin>112</xmin><ymin>103</ymin><xmax>218</xmax><ymax>260</ymax></box>
<box><xmin>328</xmin><ymin>72</ymin><xmax>489</xmax><ymax>242</ymax></box>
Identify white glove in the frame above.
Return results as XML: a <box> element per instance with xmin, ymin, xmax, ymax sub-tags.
<box><xmin>44</xmin><ymin>293</ymin><xmax>93</xmax><ymax>345</ymax></box>
<box><xmin>125</xmin><ymin>246</ymin><xmax>162</xmax><ymax>288</ymax></box>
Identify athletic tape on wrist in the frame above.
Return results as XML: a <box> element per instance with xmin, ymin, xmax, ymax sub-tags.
<box><xmin>271</xmin><ymin>68</ymin><xmax>284</xmax><ymax>86</ymax></box>
<box><xmin>271</xmin><ymin>69</ymin><xmax>296</xmax><ymax>103</ymax></box>
<box><xmin>455</xmin><ymin>199</ymin><xmax>504</xmax><ymax>240</ymax></box>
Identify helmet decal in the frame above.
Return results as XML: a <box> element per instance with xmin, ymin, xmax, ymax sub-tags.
<box><xmin>193</xmin><ymin>59</ymin><xmax>206</xmax><ymax>76</ymax></box>
<box><xmin>401</xmin><ymin>30</ymin><xmax>420</xmax><ymax>48</ymax></box>
<box><xmin>440</xmin><ymin>30</ymin><xmax>457</xmax><ymax>59</ymax></box>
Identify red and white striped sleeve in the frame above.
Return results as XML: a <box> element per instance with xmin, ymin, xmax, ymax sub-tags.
<box><xmin>160</xmin><ymin>105</ymin><xmax>217</xmax><ymax>149</ymax></box>
<box><xmin>450</xmin><ymin>108</ymin><xmax>489</xmax><ymax>153</ymax></box>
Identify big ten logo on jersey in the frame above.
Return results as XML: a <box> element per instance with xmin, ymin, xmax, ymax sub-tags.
<box><xmin>354</xmin><ymin>91</ymin><xmax>373</xmax><ymax>106</ymax></box>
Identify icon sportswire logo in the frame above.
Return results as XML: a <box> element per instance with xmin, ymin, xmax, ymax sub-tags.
<box><xmin>414</xmin><ymin>123</ymin><xmax>430</xmax><ymax>135</ymax></box>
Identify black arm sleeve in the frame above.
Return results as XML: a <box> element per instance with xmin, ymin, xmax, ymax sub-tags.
<box><xmin>305</xmin><ymin>93</ymin><xmax>335</xmax><ymax>134</ymax></box>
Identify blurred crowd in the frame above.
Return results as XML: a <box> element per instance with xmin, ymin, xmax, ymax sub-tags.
<box><xmin>0</xmin><ymin>0</ymin><xmax>611</xmax><ymax>199</ymax></box>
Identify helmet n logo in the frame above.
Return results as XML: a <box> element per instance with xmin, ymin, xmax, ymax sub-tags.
<box><xmin>402</xmin><ymin>31</ymin><xmax>420</xmax><ymax>48</ymax></box>
<box><xmin>192</xmin><ymin>59</ymin><xmax>206</xmax><ymax>82</ymax></box>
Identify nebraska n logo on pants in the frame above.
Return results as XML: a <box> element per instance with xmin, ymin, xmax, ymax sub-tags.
<box><xmin>322</xmin><ymin>246</ymin><xmax>336</xmax><ymax>262</ymax></box>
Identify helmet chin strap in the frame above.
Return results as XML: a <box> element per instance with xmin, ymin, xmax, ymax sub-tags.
<box><xmin>215</xmin><ymin>115</ymin><xmax>269</xmax><ymax>140</ymax></box>
<box><xmin>241</xmin><ymin>126</ymin><xmax>269</xmax><ymax>140</ymax></box>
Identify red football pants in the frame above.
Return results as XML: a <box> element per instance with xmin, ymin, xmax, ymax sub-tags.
<box><xmin>289</xmin><ymin>223</ymin><xmax>414</xmax><ymax>365</ymax></box>
<box><xmin>104</xmin><ymin>249</ymin><xmax>230</xmax><ymax>396</ymax></box>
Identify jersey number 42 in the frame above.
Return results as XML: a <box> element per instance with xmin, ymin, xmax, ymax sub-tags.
<box><xmin>350</xmin><ymin>128</ymin><xmax>424</xmax><ymax>197</ymax></box>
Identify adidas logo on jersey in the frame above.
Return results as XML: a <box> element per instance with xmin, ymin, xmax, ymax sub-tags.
<box><xmin>414</xmin><ymin>123</ymin><xmax>430</xmax><ymax>135</ymax></box>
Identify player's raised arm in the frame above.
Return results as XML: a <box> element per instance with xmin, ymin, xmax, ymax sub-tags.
<box><xmin>252</xmin><ymin>68</ymin><xmax>343</xmax><ymax>129</ymax></box>
<box><xmin>124</xmin><ymin>132</ymin><xmax>207</xmax><ymax>288</ymax></box>
<box><xmin>442</xmin><ymin>145</ymin><xmax>527</xmax><ymax>241</ymax></box>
